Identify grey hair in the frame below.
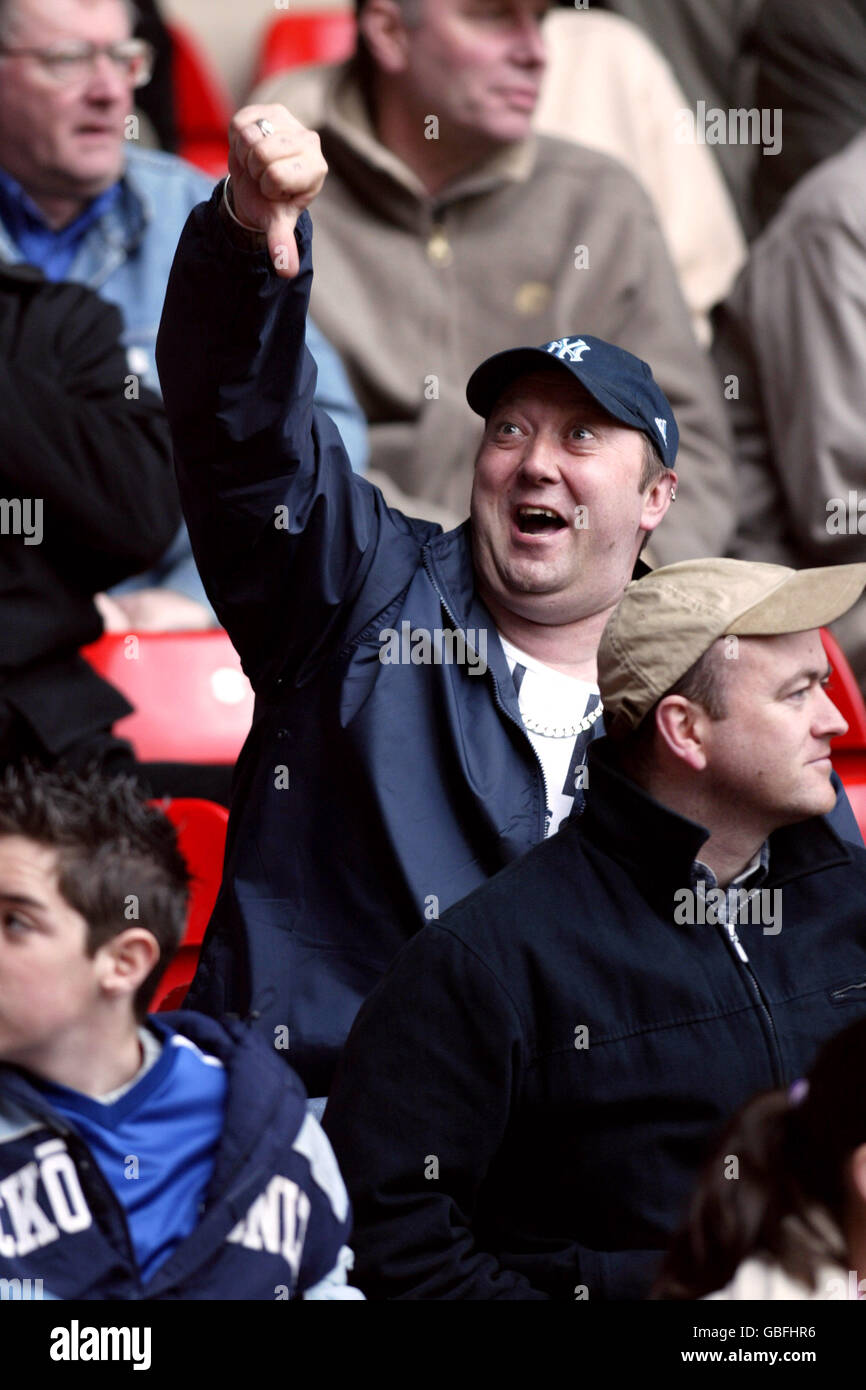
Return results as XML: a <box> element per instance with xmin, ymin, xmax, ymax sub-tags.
<box><xmin>0</xmin><ymin>0</ymin><xmax>139</xmax><ymax>44</ymax></box>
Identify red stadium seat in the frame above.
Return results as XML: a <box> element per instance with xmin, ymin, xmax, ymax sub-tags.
<box><xmin>821</xmin><ymin>628</ymin><xmax>866</xmax><ymax>839</ymax></box>
<box><xmin>81</xmin><ymin>630</ymin><xmax>255</xmax><ymax>764</ymax></box>
<box><xmin>840</xmin><ymin>776</ymin><xmax>866</xmax><ymax>842</ymax></box>
<box><xmin>255</xmin><ymin>9</ymin><xmax>357</xmax><ymax>83</ymax></box>
<box><xmin>149</xmin><ymin>797</ymin><xmax>229</xmax><ymax>1011</ymax></box>
<box><xmin>167</xmin><ymin>22</ymin><xmax>231</xmax><ymax>176</ymax></box>
<box><xmin>822</xmin><ymin>627</ymin><xmax>866</xmax><ymax>751</ymax></box>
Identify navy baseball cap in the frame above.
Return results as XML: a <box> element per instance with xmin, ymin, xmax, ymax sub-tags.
<box><xmin>465</xmin><ymin>335</ymin><xmax>679</xmax><ymax>469</ymax></box>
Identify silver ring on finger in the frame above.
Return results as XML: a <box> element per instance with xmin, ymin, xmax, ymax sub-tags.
<box><xmin>255</xmin><ymin>118</ymin><xmax>275</xmax><ymax>137</ymax></box>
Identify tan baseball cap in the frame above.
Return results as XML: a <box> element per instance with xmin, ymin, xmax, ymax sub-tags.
<box><xmin>599</xmin><ymin>558</ymin><xmax>866</xmax><ymax>733</ymax></box>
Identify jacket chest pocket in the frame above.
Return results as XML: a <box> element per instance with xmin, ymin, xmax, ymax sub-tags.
<box><xmin>829</xmin><ymin>979</ymin><xmax>866</xmax><ymax>1005</ymax></box>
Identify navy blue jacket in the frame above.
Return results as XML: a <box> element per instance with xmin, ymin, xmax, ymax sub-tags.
<box><xmin>156</xmin><ymin>186</ymin><xmax>862</xmax><ymax>1097</ymax></box>
<box><xmin>0</xmin><ymin>1013</ymin><xmax>353</xmax><ymax>1299</ymax></box>
<box><xmin>323</xmin><ymin>738</ymin><xmax>866</xmax><ymax>1301</ymax></box>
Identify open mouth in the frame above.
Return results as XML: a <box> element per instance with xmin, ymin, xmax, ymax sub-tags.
<box><xmin>513</xmin><ymin>505</ymin><xmax>568</xmax><ymax>536</ymax></box>
<box><xmin>504</xmin><ymin>90</ymin><xmax>537</xmax><ymax>109</ymax></box>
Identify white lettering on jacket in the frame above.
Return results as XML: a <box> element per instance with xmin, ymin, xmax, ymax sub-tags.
<box><xmin>226</xmin><ymin>1175</ymin><xmax>311</xmax><ymax>1280</ymax></box>
<box><xmin>0</xmin><ymin>1140</ymin><xmax>92</xmax><ymax>1257</ymax></box>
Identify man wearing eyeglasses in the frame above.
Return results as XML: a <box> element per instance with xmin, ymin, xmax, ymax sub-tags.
<box><xmin>0</xmin><ymin>0</ymin><xmax>191</xmax><ymax>380</ymax></box>
<box><xmin>0</xmin><ymin>0</ymin><xmax>368</xmax><ymax>637</ymax></box>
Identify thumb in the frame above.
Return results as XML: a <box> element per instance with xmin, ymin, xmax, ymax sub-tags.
<box><xmin>264</xmin><ymin>206</ymin><xmax>302</xmax><ymax>279</ymax></box>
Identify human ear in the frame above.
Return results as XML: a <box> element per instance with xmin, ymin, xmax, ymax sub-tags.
<box><xmin>639</xmin><ymin>470</ymin><xmax>677</xmax><ymax>536</ymax></box>
<box><xmin>654</xmin><ymin>695</ymin><xmax>709</xmax><ymax>771</ymax></box>
<box><xmin>359</xmin><ymin>0</ymin><xmax>413</xmax><ymax>74</ymax></box>
<box><xmin>97</xmin><ymin>929</ymin><xmax>161</xmax><ymax>1003</ymax></box>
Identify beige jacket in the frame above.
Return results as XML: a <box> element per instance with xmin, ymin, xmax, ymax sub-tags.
<box><xmin>253</xmin><ymin>10</ymin><xmax>746</xmax><ymax>348</ymax></box>
<box><xmin>253</xmin><ymin>60</ymin><xmax>734</xmax><ymax>562</ymax></box>
<box><xmin>534</xmin><ymin>10</ymin><xmax>746</xmax><ymax>347</ymax></box>
<box><xmin>714</xmin><ymin>131</ymin><xmax>866</xmax><ymax>690</ymax></box>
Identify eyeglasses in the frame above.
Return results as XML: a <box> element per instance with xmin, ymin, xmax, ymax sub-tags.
<box><xmin>0</xmin><ymin>38</ymin><xmax>155</xmax><ymax>87</ymax></box>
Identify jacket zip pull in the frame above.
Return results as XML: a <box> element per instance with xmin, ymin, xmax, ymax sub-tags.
<box><xmin>716</xmin><ymin>916</ymin><xmax>784</xmax><ymax>1085</ymax></box>
<box><xmin>724</xmin><ymin>917</ymin><xmax>749</xmax><ymax>964</ymax></box>
<box><xmin>711</xmin><ymin>900</ymin><xmax>783</xmax><ymax>1084</ymax></box>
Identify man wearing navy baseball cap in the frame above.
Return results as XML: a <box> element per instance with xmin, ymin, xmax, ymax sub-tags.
<box><xmin>155</xmin><ymin>108</ymin><xmax>858</xmax><ymax>1098</ymax></box>
<box><xmin>466</xmin><ymin>334</ymin><xmax>679</xmax><ymax>472</ymax></box>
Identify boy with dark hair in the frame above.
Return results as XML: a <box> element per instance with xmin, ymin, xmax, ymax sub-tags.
<box><xmin>0</xmin><ymin>764</ymin><xmax>362</xmax><ymax>1299</ymax></box>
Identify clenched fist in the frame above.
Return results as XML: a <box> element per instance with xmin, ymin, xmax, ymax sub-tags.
<box><xmin>228</xmin><ymin>105</ymin><xmax>328</xmax><ymax>278</ymax></box>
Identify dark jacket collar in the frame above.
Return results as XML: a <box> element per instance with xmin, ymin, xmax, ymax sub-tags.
<box><xmin>580</xmin><ymin>736</ymin><xmax>853</xmax><ymax>911</ymax></box>
<box><xmin>0</xmin><ymin>260</ymin><xmax>45</xmax><ymax>285</ymax></box>
<box><xmin>423</xmin><ymin>521</ymin><xmax>521</xmax><ymax>722</ymax></box>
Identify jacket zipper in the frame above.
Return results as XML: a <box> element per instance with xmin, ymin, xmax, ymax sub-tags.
<box><xmin>423</xmin><ymin>560</ymin><xmax>550</xmax><ymax>840</ymax></box>
<box><xmin>716</xmin><ymin>911</ymin><xmax>784</xmax><ymax>1084</ymax></box>
<box><xmin>486</xmin><ymin>657</ymin><xmax>552</xmax><ymax>839</ymax></box>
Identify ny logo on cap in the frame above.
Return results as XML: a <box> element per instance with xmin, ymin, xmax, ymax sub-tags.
<box><xmin>654</xmin><ymin>416</ymin><xmax>668</xmax><ymax>444</ymax></box>
<box><xmin>545</xmin><ymin>337</ymin><xmax>590</xmax><ymax>363</ymax></box>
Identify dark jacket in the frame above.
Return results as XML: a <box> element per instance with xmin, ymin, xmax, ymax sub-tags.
<box><xmin>0</xmin><ymin>261</ymin><xmax>178</xmax><ymax>757</ymax></box>
<box><xmin>0</xmin><ymin>1012</ymin><xmax>353</xmax><ymax>1299</ymax></box>
<box><xmin>751</xmin><ymin>0</ymin><xmax>866</xmax><ymax>230</ymax></box>
<box><xmin>157</xmin><ymin>191</ymin><xmax>598</xmax><ymax>1095</ymax></box>
<box><xmin>157</xmin><ymin>187</ymin><xmax>862</xmax><ymax>1098</ymax></box>
<box><xmin>323</xmin><ymin>738</ymin><xmax>866</xmax><ymax>1300</ymax></box>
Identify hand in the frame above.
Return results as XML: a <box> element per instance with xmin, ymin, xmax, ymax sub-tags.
<box><xmin>228</xmin><ymin>104</ymin><xmax>328</xmax><ymax>278</ymax></box>
<box><xmin>95</xmin><ymin>589</ymin><xmax>214</xmax><ymax>632</ymax></box>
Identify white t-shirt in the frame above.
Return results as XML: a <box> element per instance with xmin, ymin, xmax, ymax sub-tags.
<box><xmin>499</xmin><ymin>635</ymin><xmax>602</xmax><ymax>835</ymax></box>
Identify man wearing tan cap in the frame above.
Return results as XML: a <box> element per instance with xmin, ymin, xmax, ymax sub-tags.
<box><xmin>323</xmin><ymin>557</ymin><xmax>866</xmax><ymax>1300</ymax></box>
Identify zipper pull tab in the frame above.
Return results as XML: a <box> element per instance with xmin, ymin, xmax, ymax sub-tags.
<box><xmin>726</xmin><ymin>918</ymin><xmax>749</xmax><ymax>964</ymax></box>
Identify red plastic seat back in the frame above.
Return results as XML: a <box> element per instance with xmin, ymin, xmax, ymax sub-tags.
<box><xmin>256</xmin><ymin>9</ymin><xmax>357</xmax><ymax>82</ymax></box>
<box><xmin>167</xmin><ymin>21</ymin><xmax>231</xmax><ymax>175</ymax></box>
<box><xmin>81</xmin><ymin>630</ymin><xmax>254</xmax><ymax>764</ymax></box>
<box><xmin>149</xmin><ymin>797</ymin><xmax>229</xmax><ymax>1011</ymax></box>
<box><xmin>159</xmin><ymin>798</ymin><xmax>229</xmax><ymax>943</ymax></box>
<box><xmin>833</xmin><ymin>758</ymin><xmax>866</xmax><ymax>842</ymax></box>
<box><xmin>822</xmin><ymin>628</ymin><xmax>866</xmax><ymax>752</ymax></box>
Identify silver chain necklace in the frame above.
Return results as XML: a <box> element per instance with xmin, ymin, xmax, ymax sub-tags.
<box><xmin>520</xmin><ymin>700</ymin><xmax>604</xmax><ymax>740</ymax></box>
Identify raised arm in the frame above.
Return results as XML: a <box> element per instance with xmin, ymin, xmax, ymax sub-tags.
<box><xmin>155</xmin><ymin>107</ymin><xmax>421</xmax><ymax>692</ymax></box>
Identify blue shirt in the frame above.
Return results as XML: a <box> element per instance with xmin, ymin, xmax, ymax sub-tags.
<box><xmin>0</xmin><ymin>165</ymin><xmax>121</xmax><ymax>283</ymax></box>
<box><xmin>36</xmin><ymin>1024</ymin><xmax>227</xmax><ymax>1283</ymax></box>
